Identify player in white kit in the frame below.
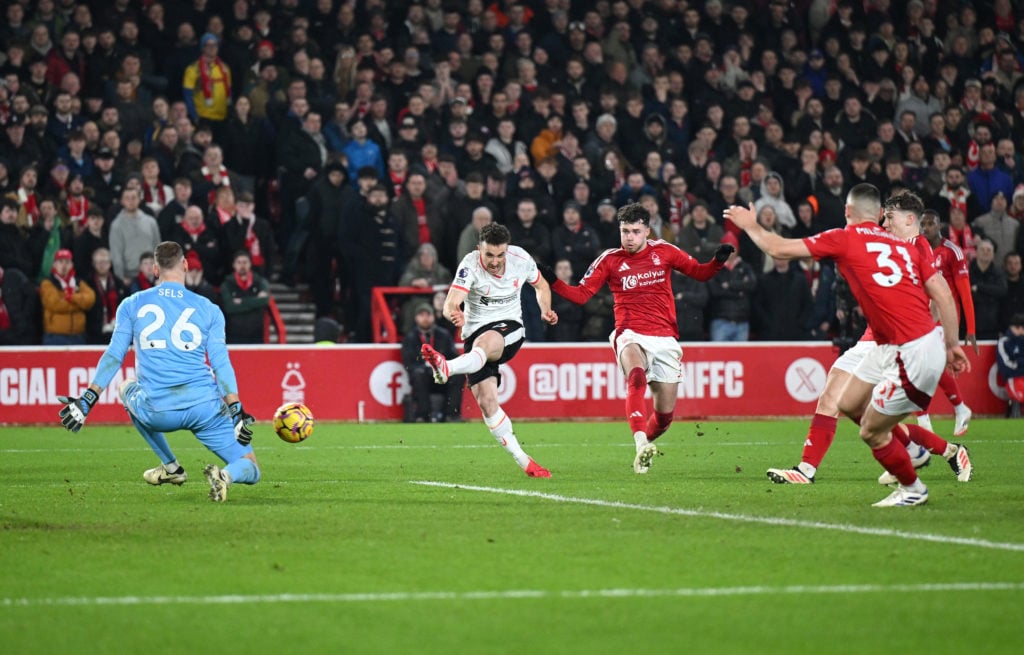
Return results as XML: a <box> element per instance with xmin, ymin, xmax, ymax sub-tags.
<box><xmin>421</xmin><ymin>223</ymin><xmax>559</xmax><ymax>477</ymax></box>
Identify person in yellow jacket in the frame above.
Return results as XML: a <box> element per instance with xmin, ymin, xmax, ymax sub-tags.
<box><xmin>40</xmin><ymin>249</ymin><xmax>95</xmax><ymax>345</ymax></box>
<box><xmin>182</xmin><ymin>33</ymin><xmax>233</xmax><ymax>127</ymax></box>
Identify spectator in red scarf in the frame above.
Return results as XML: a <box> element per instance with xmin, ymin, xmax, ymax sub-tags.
<box><xmin>170</xmin><ymin>205</ymin><xmax>224</xmax><ymax>285</ymax></box>
<box><xmin>39</xmin><ymin>248</ymin><xmax>95</xmax><ymax>345</ymax></box>
<box><xmin>220</xmin><ymin>250</ymin><xmax>270</xmax><ymax>344</ymax></box>
<box><xmin>183</xmin><ymin>33</ymin><xmax>233</xmax><ymax>129</ymax></box>
<box><xmin>219</xmin><ymin>191</ymin><xmax>276</xmax><ymax>279</ymax></box>
<box><xmin>128</xmin><ymin>251</ymin><xmax>157</xmax><ymax>295</ymax></box>
<box><xmin>7</xmin><ymin>165</ymin><xmax>40</xmax><ymax>232</ymax></box>
<box><xmin>183</xmin><ymin>249</ymin><xmax>218</xmax><ymax>304</ymax></box>
<box><xmin>947</xmin><ymin>206</ymin><xmax>978</xmax><ymax>261</ymax></box>
<box><xmin>85</xmin><ymin>247</ymin><xmax>126</xmax><ymax>344</ymax></box>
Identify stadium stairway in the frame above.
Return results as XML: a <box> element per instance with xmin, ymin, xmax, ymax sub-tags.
<box><xmin>269</xmin><ymin>282</ymin><xmax>317</xmax><ymax>344</ymax></box>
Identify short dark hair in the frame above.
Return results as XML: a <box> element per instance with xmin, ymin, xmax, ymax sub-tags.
<box><xmin>884</xmin><ymin>189</ymin><xmax>925</xmax><ymax>216</ymax></box>
<box><xmin>154</xmin><ymin>241</ymin><xmax>184</xmax><ymax>270</ymax></box>
<box><xmin>617</xmin><ymin>202</ymin><xmax>650</xmax><ymax>226</ymax></box>
<box><xmin>848</xmin><ymin>183</ymin><xmax>881</xmax><ymax>212</ymax></box>
<box><xmin>479</xmin><ymin>223</ymin><xmax>511</xmax><ymax>246</ymax></box>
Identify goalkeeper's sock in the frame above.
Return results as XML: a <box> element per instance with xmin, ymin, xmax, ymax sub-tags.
<box><xmin>485</xmin><ymin>408</ymin><xmax>530</xmax><ymax>469</ymax></box>
<box><xmin>447</xmin><ymin>346</ymin><xmax>487</xmax><ymax>376</ymax></box>
<box><xmin>225</xmin><ymin>458</ymin><xmax>260</xmax><ymax>485</ymax></box>
<box><xmin>625</xmin><ymin>367</ymin><xmax>647</xmax><ymax>435</ymax></box>
<box><xmin>129</xmin><ymin>414</ymin><xmax>176</xmax><ymax>463</ymax></box>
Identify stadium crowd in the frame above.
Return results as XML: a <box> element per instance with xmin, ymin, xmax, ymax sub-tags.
<box><xmin>2</xmin><ymin>0</ymin><xmax>1024</xmax><ymax>349</ymax></box>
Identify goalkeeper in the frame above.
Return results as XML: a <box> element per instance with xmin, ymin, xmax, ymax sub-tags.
<box><xmin>57</xmin><ymin>241</ymin><xmax>260</xmax><ymax>502</ymax></box>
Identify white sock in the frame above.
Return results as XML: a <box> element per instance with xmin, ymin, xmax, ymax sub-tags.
<box><xmin>905</xmin><ymin>478</ymin><xmax>927</xmax><ymax>494</ymax></box>
<box><xmin>943</xmin><ymin>443</ymin><xmax>958</xmax><ymax>459</ymax></box>
<box><xmin>163</xmin><ymin>460</ymin><xmax>181</xmax><ymax>473</ymax></box>
<box><xmin>448</xmin><ymin>347</ymin><xmax>487</xmax><ymax>376</ymax></box>
<box><xmin>633</xmin><ymin>431</ymin><xmax>649</xmax><ymax>451</ymax></box>
<box><xmin>485</xmin><ymin>409</ymin><xmax>530</xmax><ymax>469</ymax></box>
<box><xmin>797</xmin><ymin>462</ymin><xmax>816</xmax><ymax>478</ymax></box>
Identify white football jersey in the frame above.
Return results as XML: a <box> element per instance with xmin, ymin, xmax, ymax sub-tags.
<box><xmin>450</xmin><ymin>244</ymin><xmax>539</xmax><ymax>339</ymax></box>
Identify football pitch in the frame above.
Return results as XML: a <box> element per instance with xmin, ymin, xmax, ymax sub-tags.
<box><xmin>2</xmin><ymin>417</ymin><xmax>1022</xmax><ymax>654</ymax></box>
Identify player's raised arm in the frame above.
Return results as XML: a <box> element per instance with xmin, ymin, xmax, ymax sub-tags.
<box><xmin>724</xmin><ymin>203</ymin><xmax>812</xmax><ymax>260</ymax></box>
<box><xmin>540</xmin><ymin>252</ymin><xmax>608</xmax><ymax>305</ymax></box>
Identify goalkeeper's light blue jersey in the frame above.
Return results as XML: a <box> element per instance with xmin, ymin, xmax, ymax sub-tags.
<box><xmin>93</xmin><ymin>281</ymin><xmax>239</xmax><ymax>410</ymax></box>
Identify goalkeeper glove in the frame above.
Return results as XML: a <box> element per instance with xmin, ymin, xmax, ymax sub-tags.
<box><xmin>57</xmin><ymin>389</ymin><xmax>99</xmax><ymax>433</ymax></box>
<box><xmin>539</xmin><ymin>265</ymin><xmax>558</xmax><ymax>284</ymax></box>
<box><xmin>714</xmin><ymin>243</ymin><xmax>735</xmax><ymax>263</ymax></box>
<box><xmin>229</xmin><ymin>401</ymin><xmax>255</xmax><ymax>446</ymax></box>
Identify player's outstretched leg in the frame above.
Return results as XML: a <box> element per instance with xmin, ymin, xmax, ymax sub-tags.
<box><xmin>485</xmin><ymin>408</ymin><xmax>550</xmax><ymax>478</ymax></box>
<box><xmin>121</xmin><ymin>380</ymin><xmax>186</xmax><ymax>485</ymax></box>
<box><xmin>767</xmin><ymin>413</ymin><xmax>837</xmax><ymax>484</ymax></box>
<box><xmin>420</xmin><ymin>343</ymin><xmax>451</xmax><ymax>384</ymax></box>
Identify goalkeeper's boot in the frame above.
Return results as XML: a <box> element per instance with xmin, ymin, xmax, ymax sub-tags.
<box><xmin>525</xmin><ymin>459</ymin><xmax>551</xmax><ymax>478</ymax></box>
<box><xmin>420</xmin><ymin>343</ymin><xmax>450</xmax><ymax>384</ymax></box>
<box><xmin>633</xmin><ymin>443</ymin><xmax>659</xmax><ymax>474</ymax></box>
<box><xmin>878</xmin><ymin>443</ymin><xmax>931</xmax><ymax>485</ymax></box>
<box><xmin>204</xmin><ymin>464</ymin><xmax>230</xmax><ymax>502</ymax></box>
<box><xmin>143</xmin><ymin>465</ymin><xmax>188</xmax><ymax>486</ymax></box>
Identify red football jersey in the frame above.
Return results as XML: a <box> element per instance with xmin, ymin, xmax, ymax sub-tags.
<box><xmin>552</xmin><ymin>240</ymin><xmax>723</xmax><ymax>338</ymax></box>
<box><xmin>932</xmin><ymin>238</ymin><xmax>970</xmax><ymax>317</ymax></box>
<box><xmin>805</xmin><ymin>223</ymin><xmax>938</xmax><ymax>345</ymax></box>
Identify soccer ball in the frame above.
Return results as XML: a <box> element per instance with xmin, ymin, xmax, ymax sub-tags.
<box><xmin>273</xmin><ymin>403</ymin><xmax>315</xmax><ymax>443</ymax></box>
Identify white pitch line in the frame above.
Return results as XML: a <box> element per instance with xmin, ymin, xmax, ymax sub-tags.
<box><xmin>0</xmin><ymin>442</ymin><xmax>774</xmax><ymax>454</ymax></box>
<box><xmin>411</xmin><ymin>481</ymin><xmax>1024</xmax><ymax>553</ymax></box>
<box><xmin>3</xmin><ymin>438</ymin><xmax>1022</xmax><ymax>455</ymax></box>
<box><xmin>3</xmin><ymin>581</ymin><xmax>1022</xmax><ymax>608</ymax></box>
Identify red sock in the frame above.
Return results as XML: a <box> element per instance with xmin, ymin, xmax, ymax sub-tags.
<box><xmin>801</xmin><ymin>413</ymin><xmax>838</xmax><ymax>468</ymax></box>
<box><xmin>645</xmin><ymin>411</ymin><xmax>673</xmax><ymax>441</ymax></box>
<box><xmin>626</xmin><ymin>368</ymin><xmax>647</xmax><ymax>434</ymax></box>
<box><xmin>872</xmin><ymin>437</ymin><xmax>918</xmax><ymax>486</ymax></box>
<box><xmin>913</xmin><ymin>410</ymin><xmax>926</xmax><ymax>417</ymax></box>
<box><xmin>891</xmin><ymin>423</ymin><xmax>911</xmax><ymax>445</ymax></box>
<box><xmin>938</xmin><ymin>369</ymin><xmax>962</xmax><ymax>406</ymax></box>
<box><xmin>904</xmin><ymin>423</ymin><xmax>949</xmax><ymax>455</ymax></box>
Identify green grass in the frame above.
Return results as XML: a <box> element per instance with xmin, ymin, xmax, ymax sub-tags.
<box><xmin>2</xmin><ymin>417</ymin><xmax>1022</xmax><ymax>654</ymax></box>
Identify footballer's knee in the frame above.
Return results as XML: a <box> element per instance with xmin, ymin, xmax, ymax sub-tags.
<box><xmin>118</xmin><ymin>378</ymin><xmax>137</xmax><ymax>404</ymax></box>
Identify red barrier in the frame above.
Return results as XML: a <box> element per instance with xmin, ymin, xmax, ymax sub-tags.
<box><xmin>0</xmin><ymin>342</ymin><xmax>1007</xmax><ymax>424</ymax></box>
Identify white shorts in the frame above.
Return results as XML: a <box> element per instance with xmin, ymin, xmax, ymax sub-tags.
<box><xmin>609</xmin><ymin>329</ymin><xmax>683</xmax><ymax>383</ymax></box>
<box><xmin>832</xmin><ymin>339</ymin><xmax>877</xmax><ymax>373</ymax></box>
<box><xmin>852</xmin><ymin>326</ymin><xmax>945</xmax><ymax>416</ymax></box>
